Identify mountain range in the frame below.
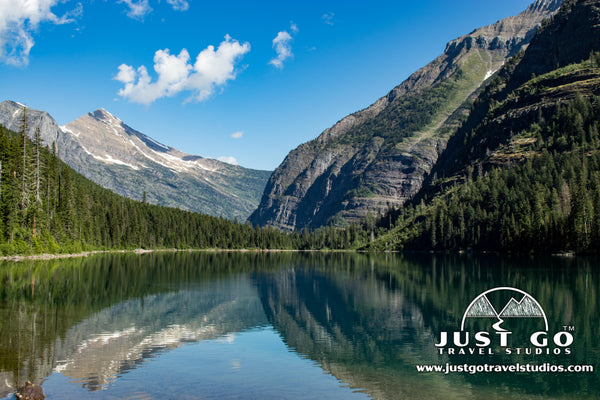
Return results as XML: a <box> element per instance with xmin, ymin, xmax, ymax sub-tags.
<box><xmin>249</xmin><ymin>0</ymin><xmax>563</xmax><ymax>230</ymax></box>
<box><xmin>0</xmin><ymin>102</ymin><xmax>271</xmax><ymax>220</ymax></box>
<box><xmin>2</xmin><ymin>0</ymin><xmax>596</xmax><ymax>251</ymax></box>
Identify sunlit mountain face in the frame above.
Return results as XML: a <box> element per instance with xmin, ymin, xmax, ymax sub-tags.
<box><xmin>0</xmin><ymin>101</ymin><xmax>271</xmax><ymax>220</ymax></box>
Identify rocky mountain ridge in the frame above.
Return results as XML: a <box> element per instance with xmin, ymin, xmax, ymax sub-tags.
<box><xmin>426</xmin><ymin>0</ymin><xmax>600</xmax><ymax>188</ymax></box>
<box><xmin>368</xmin><ymin>0</ymin><xmax>600</xmax><ymax>252</ymax></box>
<box><xmin>0</xmin><ymin>101</ymin><xmax>271</xmax><ymax>220</ymax></box>
<box><xmin>249</xmin><ymin>0</ymin><xmax>563</xmax><ymax>230</ymax></box>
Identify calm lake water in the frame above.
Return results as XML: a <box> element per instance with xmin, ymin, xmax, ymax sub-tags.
<box><xmin>0</xmin><ymin>252</ymin><xmax>597</xmax><ymax>399</ymax></box>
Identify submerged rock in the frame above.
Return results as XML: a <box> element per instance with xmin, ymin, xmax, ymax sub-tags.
<box><xmin>15</xmin><ymin>381</ymin><xmax>45</xmax><ymax>400</ymax></box>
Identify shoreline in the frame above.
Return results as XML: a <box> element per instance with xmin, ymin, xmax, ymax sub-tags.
<box><xmin>0</xmin><ymin>247</ymin><xmax>347</xmax><ymax>262</ymax></box>
<box><xmin>0</xmin><ymin>248</ymin><xmax>592</xmax><ymax>263</ymax></box>
<box><xmin>0</xmin><ymin>249</ymin><xmax>130</xmax><ymax>262</ymax></box>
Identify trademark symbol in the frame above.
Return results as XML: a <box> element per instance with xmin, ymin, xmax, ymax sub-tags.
<box><xmin>563</xmin><ymin>325</ymin><xmax>575</xmax><ymax>332</ymax></box>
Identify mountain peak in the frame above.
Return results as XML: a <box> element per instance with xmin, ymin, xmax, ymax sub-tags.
<box><xmin>4</xmin><ymin>100</ymin><xmax>26</xmax><ymax>109</ymax></box>
<box><xmin>90</xmin><ymin>108</ymin><xmax>121</xmax><ymax>125</ymax></box>
<box><xmin>444</xmin><ymin>0</ymin><xmax>563</xmax><ymax>55</ymax></box>
<box><xmin>527</xmin><ymin>0</ymin><xmax>563</xmax><ymax>13</ymax></box>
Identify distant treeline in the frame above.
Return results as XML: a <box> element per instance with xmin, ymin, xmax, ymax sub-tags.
<box><xmin>0</xmin><ymin>111</ymin><xmax>365</xmax><ymax>255</ymax></box>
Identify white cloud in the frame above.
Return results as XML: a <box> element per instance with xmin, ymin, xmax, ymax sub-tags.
<box><xmin>115</xmin><ymin>64</ymin><xmax>136</xmax><ymax>83</ymax></box>
<box><xmin>269</xmin><ymin>25</ymin><xmax>295</xmax><ymax>69</ymax></box>
<box><xmin>230</xmin><ymin>131</ymin><xmax>243</xmax><ymax>139</ymax></box>
<box><xmin>322</xmin><ymin>12</ymin><xmax>335</xmax><ymax>26</ymax></box>
<box><xmin>166</xmin><ymin>0</ymin><xmax>189</xmax><ymax>12</ymax></box>
<box><xmin>115</xmin><ymin>35</ymin><xmax>250</xmax><ymax>105</ymax></box>
<box><xmin>0</xmin><ymin>0</ymin><xmax>79</xmax><ymax>66</ymax></box>
<box><xmin>119</xmin><ymin>0</ymin><xmax>189</xmax><ymax>19</ymax></box>
<box><xmin>119</xmin><ymin>0</ymin><xmax>152</xmax><ymax>21</ymax></box>
<box><xmin>217</xmin><ymin>156</ymin><xmax>238</xmax><ymax>165</ymax></box>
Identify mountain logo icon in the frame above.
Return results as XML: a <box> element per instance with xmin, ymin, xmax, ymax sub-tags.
<box><xmin>460</xmin><ymin>287</ymin><xmax>548</xmax><ymax>331</ymax></box>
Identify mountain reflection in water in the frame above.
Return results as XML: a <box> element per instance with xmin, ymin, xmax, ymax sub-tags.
<box><xmin>0</xmin><ymin>252</ymin><xmax>597</xmax><ymax>399</ymax></box>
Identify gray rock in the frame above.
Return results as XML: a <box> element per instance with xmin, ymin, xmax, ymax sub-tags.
<box><xmin>249</xmin><ymin>0</ymin><xmax>562</xmax><ymax>230</ymax></box>
<box><xmin>15</xmin><ymin>381</ymin><xmax>44</xmax><ymax>400</ymax></box>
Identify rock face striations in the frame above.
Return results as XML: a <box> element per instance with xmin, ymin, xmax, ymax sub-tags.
<box><xmin>0</xmin><ymin>102</ymin><xmax>271</xmax><ymax>220</ymax></box>
<box><xmin>249</xmin><ymin>0</ymin><xmax>562</xmax><ymax>230</ymax></box>
<box><xmin>426</xmin><ymin>0</ymin><xmax>600</xmax><ymax>191</ymax></box>
<box><xmin>362</xmin><ymin>0</ymin><xmax>600</xmax><ymax>252</ymax></box>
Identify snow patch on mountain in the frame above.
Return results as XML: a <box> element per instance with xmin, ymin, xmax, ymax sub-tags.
<box><xmin>79</xmin><ymin>143</ymin><xmax>139</xmax><ymax>170</ymax></box>
<box><xmin>60</xmin><ymin>125</ymin><xmax>80</xmax><ymax>137</ymax></box>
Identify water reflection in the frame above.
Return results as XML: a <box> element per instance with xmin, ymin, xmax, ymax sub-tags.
<box><xmin>254</xmin><ymin>254</ymin><xmax>599</xmax><ymax>399</ymax></box>
<box><xmin>0</xmin><ymin>252</ymin><xmax>597</xmax><ymax>399</ymax></box>
<box><xmin>0</xmin><ymin>252</ymin><xmax>275</xmax><ymax>396</ymax></box>
<box><xmin>54</xmin><ymin>280</ymin><xmax>266</xmax><ymax>390</ymax></box>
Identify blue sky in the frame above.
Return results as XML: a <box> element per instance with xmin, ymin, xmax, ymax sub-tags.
<box><xmin>1</xmin><ymin>0</ymin><xmax>534</xmax><ymax>171</ymax></box>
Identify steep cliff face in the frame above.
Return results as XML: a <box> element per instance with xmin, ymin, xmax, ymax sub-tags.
<box><xmin>0</xmin><ymin>100</ymin><xmax>73</xmax><ymax>153</ymax></box>
<box><xmin>368</xmin><ymin>0</ymin><xmax>600</xmax><ymax>252</ymax></box>
<box><xmin>0</xmin><ymin>102</ymin><xmax>271</xmax><ymax>220</ymax></box>
<box><xmin>427</xmin><ymin>0</ymin><xmax>600</xmax><ymax>187</ymax></box>
<box><xmin>510</xmin><ymin>0</ymin><xmax>600</xmax><ymax>86</ymax></box>
<box><xmin>249</xmin><ymin>0</ymin><xmax>562</xmax><ymax>230</ymax></box>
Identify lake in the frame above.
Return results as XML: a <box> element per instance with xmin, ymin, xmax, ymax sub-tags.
<box><xmin>0</xmin><ymin>252</ymin><xmax>597</xmax><ymax>399</ymax></box>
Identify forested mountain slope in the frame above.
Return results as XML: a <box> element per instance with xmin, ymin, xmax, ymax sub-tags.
<box><xmin>369</xmin><ymin>0</ymin><xmax>600</xmax><ymax>252</ymax></box>
<box><xmin>249</xmin><ymin>0</ymin><xmax>562</xmax><ymax>230</ymax></box>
